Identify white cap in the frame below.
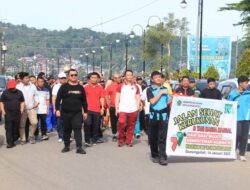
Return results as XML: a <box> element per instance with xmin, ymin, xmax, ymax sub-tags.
<box><xmin>58</xmin><ymin>72</ymin><xmax>67</xmax><ymax>78</ymax></box>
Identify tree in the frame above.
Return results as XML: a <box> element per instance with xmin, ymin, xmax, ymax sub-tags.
<box><xmin>236</xmin><ymin>49</ymin><xmax>250</xmax><ymax>77</ymax></box>
<box><xmin>203</xmin><ymin>65</ymin><xmax>220</xmax><ymax>80</ymax></box>
<box><xmin>144</xmin><ymin>13</ymin><xmax>188</xmax><ymax>76</ymax></box>
<box><xmin>178</xmin><ymin>68</ymin><xmax>199</xmax><ymax>79</ymax></box>
<box><xmin>220</xmin><ymin>0</ymin><xmax>250</xmax><ymax>25</ymax></box>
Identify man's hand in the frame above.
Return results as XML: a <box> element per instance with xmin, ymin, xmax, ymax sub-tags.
<box><xmin>161</xmin><ymin>89</ymin><xmax>168</xmax><ymax>95</ymax></box>
<box><xmin>100</xmin><ymin>107</ymin><xmax>105</xmax><ymax>116</ymax></box>
<box><xmin>33</xmin><ymin>102</ymin><xmax>39</xmax><ymax>109</ymax></box>
<box><xmin>56</xmin><ymin>110</ymin><xmax>61</xmax><ymax>117</ymax></box>
<box><xmin>83</xmin><ymin>113</ymin><xmax>88</xmax><ymax>120</ymax></box>
<box><xmin>115</xmin><ymin>108</ymin><xmax>119</xmax><ymax>116</ymax></box>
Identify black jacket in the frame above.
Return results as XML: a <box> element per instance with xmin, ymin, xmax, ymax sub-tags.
<box><xmin>200</xmin><ymin>88</ymin><xmax>222</xmax><ymax>100</ymax></box>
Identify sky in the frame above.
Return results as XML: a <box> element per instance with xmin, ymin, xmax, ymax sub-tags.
<box><xmin>0</xmin><ymin>0</ymin><xmax>244</xmax><ymax>40</ymax></box>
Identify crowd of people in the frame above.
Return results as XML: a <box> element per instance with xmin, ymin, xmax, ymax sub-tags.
<box><xmin>0</xmin><ymin>68</ymin><xmax>249</xmax><ymax>166</ymax></box>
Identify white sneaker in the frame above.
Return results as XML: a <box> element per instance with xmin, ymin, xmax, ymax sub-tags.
<box><xmin>58</xmin><ymin>138</ymin><xmax>63</xmax><ymax>143</ymax></box>
<box><xmin>240</xmin><ymin>156</ymin><xmax>247</xmax><ymax>161</ymax></box>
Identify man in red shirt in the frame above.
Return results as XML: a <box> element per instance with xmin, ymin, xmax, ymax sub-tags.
<box><xmin>116</xmin><ymin>70</ymin><xmax>141</xmax><ymax>147</ymax></box>
<box><xmin>105</xmin><ymin>74</ymin><xmax>121</xmax><ymax>142</ymax></box>
<box><xmin>84</xmin><ymin>72</ymin><xmax>105</xmax><ymax>146</ymax></box>
<box><xmin>174</xmin><ymin>76</ymin><xmax>196</xmax><ymax>97</ymax></box>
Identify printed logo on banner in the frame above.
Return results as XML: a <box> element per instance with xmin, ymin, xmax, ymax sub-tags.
<box><xmin>224</xmin><ymin>104</ymin><xmax>233</xmax><ymax>114</ymax></box>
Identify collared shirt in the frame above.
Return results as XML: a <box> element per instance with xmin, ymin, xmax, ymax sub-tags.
<box><xmin>36</xmin><ymin>86</ymin><xmax>50</xmax><ymax>114</ymax></box>
<box><xmin>16</xmin><ymin>82</ymin><xmax>38</xmax><ymax>110</ymax></box>
<box><xmin>141</xmin><ymin>87</ymin><xmax>150</xmax><ymax>115</ymax></box>
<box><xmin>106</xmin><ymin>82</ymin><xmax>119</xmax><ymax>107</ymax></box>
<box><xmin>84</xmin><ymin>83</ymin><xmax>105</xmax><ymax>113</ymax></box>
<box><xmin>117</xmin><ymin>82</ymin><xmax>140</xmax><ymax>113</ymax></box>
<box><xmin>147</xmin><ymin>85</ymin><xmax>169</xmax><ymax>121</ymax></box>
<box><xmin>228</xmin><ymin>89</ymin><xmax>250</xmax><ymax>121</ymax></box>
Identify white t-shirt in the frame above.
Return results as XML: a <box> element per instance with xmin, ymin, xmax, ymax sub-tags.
<box><xmin>141</xmin><ymin>87</ymin><xmax>150</xmax><ymax>115</ymax></box>
<box><xmin>117</xmin><ymin>83</ymin><xmax>140</xmax><ymax>113</ymax></box>
<box><xmin>52</xmin><ymin>83</ymin><xmax>62</xmax><ymax>96</ymax></box>
<box><xmin>36</xmin><ymin>87</ymin><xmax>50</xmax><ymax>114</ymax></box>
<box><xmin>16</xmin><ymin>82</ymin><xmax>38</xmax><ymax>110</ymax></box>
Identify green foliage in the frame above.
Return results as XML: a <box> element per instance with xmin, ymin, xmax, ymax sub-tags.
<box><xmin>203</xmin><ymin>65</ymin><xmax>220</xmax><ymax>80</ymax></box>
<box><xmin>220</xmin><ymin>0</ymin><xmax>250</xmax><ymax>25</ymax></box>
<box><xmin>236</xmin><ymin>48</ymin><xmax>250</xmax><ymax>77</ymax></box>
<box><xmin>178</xmin><ymin>68</ymin><xmax>199</xmax><ymax>79</ymax></box>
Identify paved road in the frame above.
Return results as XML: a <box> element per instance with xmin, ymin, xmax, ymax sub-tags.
<box><xmin>0</xmin><ymin>125</ymin><xmax>250</xmax><ymax>190</ymax></box>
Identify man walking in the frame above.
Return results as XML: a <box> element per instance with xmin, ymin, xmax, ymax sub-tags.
<box><xmin>84</xmin><ymin>72</ymin><xmax>105</xmax><ymax>146</ymax></box>
<box><xmin>174</xmin><ymin>76</ymin><xmax>196</xmax><ymax>97</ymax></box>
<box><xmin>116</xmin><ymin>70</ymin><xmax>141</xmax><ymax>147</ymax></box>
<box><xmin>147</xmin><ymin>71</ymin><xmax>169</xmax><ymax>166</ymax></box>
<box><xmin>52</xmin><ymin>72</ymin><xmax>67</xmax><ymax>142</ymax></box>
<box><xmin>105</xmin><ymin>74</ymin><xmax>120</xmax><ymax>142</ymax></box>
<box><xmin>228</xmin><ymin>76</ymin><xmax>250</xmax><ymax>161</ymax></box>
<box><xmin>0</xmin><ymin>80</ymin><xmax>25</xmax><ymax>148</ymax></box>
<box><xmin>55</xmin><ymin>69</ymin><xmax>88</xmax><ymax>154</ymax></box>
<box><xmin>36</xmin><ymin>76</ymin><xmax>50</xmax><ymax>140</ymax></box>
<box><xmin>16</xmin><ymin>72</ymin><xmax>39</xmax><ymax>144</ymax></box>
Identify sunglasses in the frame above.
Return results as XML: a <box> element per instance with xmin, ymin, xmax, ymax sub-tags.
<box><xmin>70</xmin><ymin>74</ymin><xmax>78</xmax><ymax>77</ymax></box>
<box><xmin>59</xmin><ymin>77</ymin><xmax>66</xmax><ymax>79</ymax></box>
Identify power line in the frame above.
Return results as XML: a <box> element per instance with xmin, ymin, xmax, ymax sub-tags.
<box><xmin>88</xmin><ymin>0</ymin><xmax>160</xmax><ymax>29</ymax></box>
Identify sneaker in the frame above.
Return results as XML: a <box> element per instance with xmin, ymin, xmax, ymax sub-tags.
<box><xmin>159</xmin><ymin>158</ymin><xmax>168</xmax><ymax>166</ymax></box>
<box><xmin>76</xmin><ymin>147</ymin><xmax>86</xmax><ymax>154</ymax></box>
<box><xmin>85</xmin><ymin>142</ymin><xmax>92</xmax><ymax>147</ymax></box>
<box><xmin>61</xmin><ymin>147</ymin><xmax>70</xmax><ymax>153</ymax></box>
<box><xmin>135</xmin><ymin>134</ymin><xmax>141</xmax><ymax>139</ymax></box>
<box><xmin>96</xmin><ymin>139</ymin><xmax>105</xmax><ymax>144</ymax></box>
<box><xmin>118</xmin><ymin>143</ymin><xmax>124</xmax><ymax>147</ymax></box>
<box><xmin>58</xmin><ymin>138</ymin><xmax>63</xmax><ymax>143</ymax></box>
<box><xmin>29</xmin><ymin>137</ymin><xmax>36</xmax><ymax>144</ymax></box>
<box><xmin>112</xmin><ymin>136</ymin><xmax>117</xmax><ymax>142</ymax></box>
<box><xmin>20</xmin><ymin>140</ymin><xmax>26</xmax><ymax>145</ymax></box>
<box><xmin>240</xmin><ymin>156</ymin><xmax>247</xmax><ymax>161</ymax></box>
<box><xmin>151</xmin><ymin>157</ymin><xmax>159</xmax><ymax>163</ymax></box>
<box><xmin>6</xmin><ymin>144</ymin><xmax>15</xmax><ymax>149</ymax></box>
<box><xmin>41</xmin><ymin>135</ymin><xmax>49</xmax><ymax>141</ymax></box>
<box><xmin>126</xmin><ymin>143</ymin><xmax>133</xmax><ymax>147</ymax></box>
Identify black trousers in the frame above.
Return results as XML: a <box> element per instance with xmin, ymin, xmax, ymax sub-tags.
<box><xmin>84</xmin><ymin>111</ymin><xmax>101</xmax><ymax>143</ymax></box>
<box><xmin>5</xmin><ymin>114</ymin><xmax>20</xmax><ymax>145</ymax></box>
<box><xmin>139</xmin><ymin>110</ymin><xmax>146</xmax><ymax>132</ymax></box>
<box><xmin>149</xmin><ymin>119</ymin><xmax>168</xmax><ymax>159</ymax></box>
<box><xmin>35</xmin><ymin>114</ymin><xmax>48</xmax><ymax>136</ymax></box>
<box><xmin>236</xmin><ymin>121</ymin><xmax>250</xmax><ymax>156</ymax></box>
<box><xmin>62</xmin><ymin>111</ymin><xmax>83</xmax><ymax>148</ymax></box>
<box><xmin>109</xmin><ymin>107</ymin><xmax>118</xmax><ymax>135</ymax></box>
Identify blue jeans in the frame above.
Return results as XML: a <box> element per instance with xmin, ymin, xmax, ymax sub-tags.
<box><xmin>57</xmin><ymin>116</ymin><xmax>64</xmax><ymax>139</ymax></box>
<box><xmin>236</xmin><ymin>120</ymin><xmax>250</xmax><ymax>156</ymax></box>
<box><xmin>46</xmin><ymin>104</ymin><xmax>57</xmax><ymax>131</ymax></box>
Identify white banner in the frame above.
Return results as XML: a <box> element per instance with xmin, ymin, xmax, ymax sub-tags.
<box><xmin>166</xmin><ymin>96</ymin><xmax>237</xmax><ymax>159</ymax></box>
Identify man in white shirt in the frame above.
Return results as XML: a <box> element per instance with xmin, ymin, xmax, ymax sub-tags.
<box><xmin>115</xmin><ymin>70</ymin><xmax>141</xmax><ymax>147</ymax></box>
<box><xmin>35</xmin><ymin>76</ymin><xmax>50</xmax><ymax>140</ymax></box>
<box><xmin>16</xmin><ymin>72</ymin><xmax>39</xmax><ymax>144</ymax></box>
<box><xmin>52</xmin><ymin>72</ymin><xmax>67</xmax><ymax>142</ymax></box>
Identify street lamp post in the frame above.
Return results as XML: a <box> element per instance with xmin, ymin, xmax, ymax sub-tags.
<box><xmin>147</xmin><ymin>15</ymin><xmax>163</xmax><ymax>73</ymax></box>
<box><xmin>85</xmin><ymin>53</ymin><xmax>89</xmax><ymax>74</ymax></box>
<box><xmin>1</xmin><ymin>43</ymin><xmax>7</xmax><ymax>74</ymax></box>
<box><xmin>181</xmin><ymin>0</ymin><xmax>203</xmax><ymax>79</ymax></box>
<box><xmin>100</xmin><ymin>46</ymin><xmax>105</xmax><ymax>75</ymax></box>
<box><xmin>91</xmin><ymin>50</ymin><xmax>96</xmax><ymax>72</ymax></box>
<box><xmin>131</xmin><ymin>24</ymin><xmax>145</xmax><ymax>76</ymax></box>
<box><xmin>57</xmin><ymin>57</ymin><xmax>60</xmax><ymax>74</ymax></box>
<box><xmin>125</xmin><ymin>35</ymin><xmax>134</xmax><ymax>71</ymax></box>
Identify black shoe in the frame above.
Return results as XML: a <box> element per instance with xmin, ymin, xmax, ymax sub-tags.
<box><xmin>76</xmin><ymin>147</ymin><xmax>86</xmax><ymax>154</ymax></box>
<box><xmin>61</xmin><ymin>147</ymin><xmax>70</xmax><ymax>153</ymax></box>
<box><xmin>6</xmin><ymin>144</ymin><xmax>15</xmax><ymax>149</ymax></box>
<box><xmin>151</xmin><ymin>157</ymin><xmax>159</xmax><ymax>163</ymax></box>
<box><xmin>159</xmin><ymin>158</ymin><xmax>168</xmax><ymax>166</ymax></box>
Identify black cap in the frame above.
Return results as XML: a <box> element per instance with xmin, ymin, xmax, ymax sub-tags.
<box><xmin>190</xmin><ymin>77</ymin><xmax>195</xmax><ymax>83</ymax></box>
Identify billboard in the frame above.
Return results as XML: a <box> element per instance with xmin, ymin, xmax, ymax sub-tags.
<box><xmin>166</xmin><ymin>96</ymin><xmax>237</xmax><ymax>159</ymax></box>
<box><xmin>187</xmin><ymin>35</ymin><xmax>232</xmax><ymax>80</ymax></box>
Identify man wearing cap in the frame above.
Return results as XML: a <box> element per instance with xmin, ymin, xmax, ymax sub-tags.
<box><xmin>174</xmin><ymin>76</ymin><xmax>196</xmax><ymax>97</ymax></box>
<box><xmin>0</xmin><ymin>80</ymin><xmax>25</xmax><ymax>148</ymax></box>
<box><xmin>52</xmin><ymin>72</ymin><xmax>67</xmax><ymax>142</ymax></box>
<box><xmin>189</xmin><ymin>77</ymin><xmax>201</xmax><ymax>97</ymax></box>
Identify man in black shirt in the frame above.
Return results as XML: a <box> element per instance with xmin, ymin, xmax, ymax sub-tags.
<box><xmin>56</xmin><ymin>69</ymin><xmax>88</xmax><ymax>154</ymax></box>
<box><xmin>200</xmin><ymin>78</ymin><xmax>222</xmax><ymax>100</ymax></box>
<box><xmin>0</xmin><ymin>80</ymin><xmax>25</xmax><ymax>148</ymax></box>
